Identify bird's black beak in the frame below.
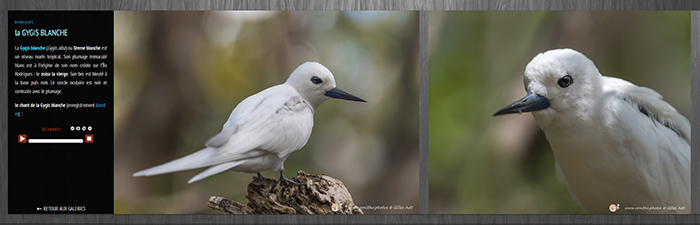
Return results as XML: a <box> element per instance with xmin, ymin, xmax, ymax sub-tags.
<box><xmin>325</xmin><ymin>87</ymin><xmax>366</xmax><ymax>102</ymax></box>
<box><xmin>493</xmin><ymin>92</ymin><xmax>550</xmax><ymax>116</ymax></box>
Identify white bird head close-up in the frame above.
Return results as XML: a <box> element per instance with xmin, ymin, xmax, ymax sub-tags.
<box><xmin>286</xmin><ymin>61</ymin><xmax>366</xmax><ymax>109</ymax></box>
<box><xmin>494</xmin><ymin>49</ymin><xmax>690</xmax><ymax>214</ymax></box>
<box><xmin>133</xmin><ymin>62</ymin><xmax>366</xmax><ymax>184</ymax></box>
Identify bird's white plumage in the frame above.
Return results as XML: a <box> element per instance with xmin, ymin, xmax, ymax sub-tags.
<box><xmin>517</xmin><ymin>49</ymin><xmax>690</xmax><ymax>214</ymax></box>
<box><xmin>133</xmin><ymin>62</ymin><xmax>359</xmax><ymax>184</ymax></box>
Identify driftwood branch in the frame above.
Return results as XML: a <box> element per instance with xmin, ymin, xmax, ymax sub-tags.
<box><xmin>207</xmin><ymin>170</ymin><xmax>363</xmax><ymax>214</ymax></box>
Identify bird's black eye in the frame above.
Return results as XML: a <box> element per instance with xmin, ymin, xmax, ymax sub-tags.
<box><xmin>558</xmin><ymin>75</ymin><xmax>573</xmax><ymax>88</ymax></box>
<box><xmin>311</xmin><ymin>76</ymin><xmax>323</xmax><ymax>84</ymax></box>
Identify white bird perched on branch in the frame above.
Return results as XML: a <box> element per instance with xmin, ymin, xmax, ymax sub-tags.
<box><xmin>134</xmin><ymin>62</ymin><xmax>366</xmax><ymax>185</ymax></box>
<box><xmin>493</xmin><ymin>49</ymin><xmax>690</xmax><ymax>214</ymax></box>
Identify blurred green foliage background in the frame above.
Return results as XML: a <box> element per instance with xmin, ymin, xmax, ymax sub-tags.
<box><xmin>429</xmin><ymin>11</ymin><xmax>690</xmax><ymax>214</ymax></box>
<box><xmin>113</xmin><ymin>11</ymin><xmax>418</xmax><ymax>214</ymax></box>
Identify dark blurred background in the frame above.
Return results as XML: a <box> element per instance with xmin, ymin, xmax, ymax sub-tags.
<box><xmin>113</xmin><ymin>11</ymin><xmax>419</xmax><ymax>214</ymax></box>
<box><xmin>429</xmin><ymin>11</ymin><xmax>690</xmax><ymax>214</ymax></box>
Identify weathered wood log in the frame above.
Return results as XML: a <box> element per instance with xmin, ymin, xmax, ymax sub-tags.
<box><xmin>207</xmin><ymin>170</ymin><xmax>363</xmax><ymax>214</ymax></box>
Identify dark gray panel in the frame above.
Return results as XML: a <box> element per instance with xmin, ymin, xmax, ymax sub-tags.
<box><xmin>432</xmin><ymin>0</ymin><xmax>700</xmax><ymax>10</ymax></box>
<box><xmin>692</xmin><ymin>10</ymin><xmax>699</xmax><ymax>216</ymax></box>
<box><xmin>419</xmin><ymin>10</ymin><xmax>429</xmax><ymax>215</ymax></box>
<box><xmin>2</xmin><ymin>0</ymin><xmax>700</xmax><ymax>224</ymax></box>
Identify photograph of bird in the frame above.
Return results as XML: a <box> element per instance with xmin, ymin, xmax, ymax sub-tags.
<box><xmin>114</xmin><ymin>11</ymin><xmax>419</xmax><ymax>214</ymax></box>
<box><xmin>493</xmin><ymin>48</ymin><xmax>690</xmax><ymax>214</ymax></box>
<box><xmin>133</xmin><ymin>62</ymin><xmax>366</xmax><ymax>185</ymax></box>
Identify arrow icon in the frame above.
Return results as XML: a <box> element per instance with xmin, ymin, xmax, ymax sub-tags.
<box><xmin>18</xmin><ymin>134</ymin><xmax>27</xmax><ymax>143</ymax></box>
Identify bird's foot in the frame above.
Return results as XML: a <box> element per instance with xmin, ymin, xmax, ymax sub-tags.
<box><xmin>276</xmin><ymin>170</ymin><xmax>304</xmax><ymax>186</ymax></box>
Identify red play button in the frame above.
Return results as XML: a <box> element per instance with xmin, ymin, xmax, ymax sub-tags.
<box><xmin>18</xmin><ymin>134</ymin><xmax>27</xmax><ymax>143</ymax></box>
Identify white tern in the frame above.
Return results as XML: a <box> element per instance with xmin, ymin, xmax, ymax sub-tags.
<box><xmin>493</xmin><ymin>49</ymin><xmax>690</xmax><ymax>214</ymax></box>
<box><xmin>133</xmin><ymin>62</ymin><xmax>366</xmax><ymax>185</ymax></box>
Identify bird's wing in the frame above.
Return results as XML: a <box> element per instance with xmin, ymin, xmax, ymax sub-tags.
<box><xmin>607</xmin><ymin>77</ymin><xmax>690</xmax><ymax>143</ymax></box>
<box><xmin>205</xmin><ymin>84</ymin><xmax>311</xmax><ymax>148</ymax></box>
<box><xmin>236</xmin><ymin>92</ymin><xmax>314</xmax><ymax>158</ymax></box>
<box><xmin>189</xmin><ymin>85</ymin><xmax>313</xmax><ymax>174</ymax></box>
<box><xmin>605</xmin><ymin>76</ymin><xmax>691</xmax><ymax>208</ymax></box>
<box><xmin>204</xmin><ymin>85</ymin><xmax>283</xmax><ymax>148</ymax></box>
<box><xmin>212</xmin><ymin>84</ymin><xmax>314</xmax><ymax>156</ymax></box>
<box><xmin>134</xmin><ymin>85</ymin><xmax>314</xmax><ymax>178</ymax></box>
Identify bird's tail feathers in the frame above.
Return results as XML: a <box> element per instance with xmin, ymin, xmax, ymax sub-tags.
<box><xmin>133</xmin><ymin>148</ymin><xmax>218</xmax><ymax>177</ymax></box>
<box><xmin>187</xmin><ymin>161</ymin><xmax>244</xmax><ymax>183</ymax></box>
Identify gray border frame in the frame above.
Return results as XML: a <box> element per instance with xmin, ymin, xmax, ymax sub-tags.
<box><xmin>2</xmin><ymin>0</ymin><xmax>700</xmax><ymax>224</ymax></box>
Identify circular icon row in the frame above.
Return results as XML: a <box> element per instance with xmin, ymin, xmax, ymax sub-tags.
<box><xmin>70</xmin><ymin>126</ymin><xmax>92</xmax><ymax>131</ymax></box>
